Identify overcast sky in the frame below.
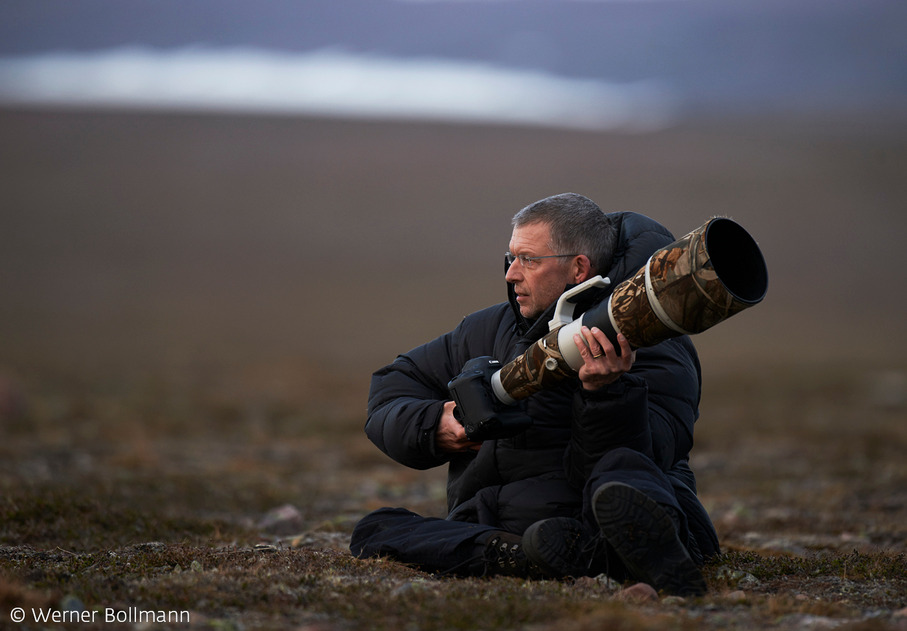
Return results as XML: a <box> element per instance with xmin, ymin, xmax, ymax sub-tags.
<box><xmin>1</xmin><ymin>0</ymin><xmax>904</xmax><ymax>127</ymax></box>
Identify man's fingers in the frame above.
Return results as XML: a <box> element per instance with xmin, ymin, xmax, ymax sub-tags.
<box><xmin>591</xmin><ymin>327</ymin><xmax>617</xmax><ymax>356</ymax></box>
<box><xmin>615</xmin><ymin>333</ymin><xmax>634</xmax><ymax>362</ymax></box>
<box><xmin>573</xmin><ymin>333</ymin><xmax>591</xmax><ymax>360</ymax></box>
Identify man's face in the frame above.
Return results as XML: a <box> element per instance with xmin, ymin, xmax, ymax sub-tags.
<box><xmin>505</xmin><ymin>221</ymin><xmax>581</xmax><ymax>320</ymax></box>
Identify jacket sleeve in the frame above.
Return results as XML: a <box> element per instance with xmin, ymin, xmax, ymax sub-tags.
<box><xmin>364</xmin><ymin>306</ymin><xmax>508</xmax><ymax>470</ymax></box>
<box><xmin>563</xmin><ymin>337</ymin><xmax>700</xmax><ymax>487</ymax></box>
<box><xmin>365</xmin><ymin>353</ymin><xmax>452</xmax><ymax>470</ymax></box>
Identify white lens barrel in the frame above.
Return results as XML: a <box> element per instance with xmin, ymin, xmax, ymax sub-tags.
<box><xmin>555</xmin><ymin>314</ymin><xmax>587</xmax><ymax>371</ymax></box>
<box><xmin>490</xmin><ymin>369</ymin><xmax>517</xmax><ymax>405</ymax></box>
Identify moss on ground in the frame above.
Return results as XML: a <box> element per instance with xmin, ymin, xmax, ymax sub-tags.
<box><xmin>1</xmin><ymin>367</ymin><xmax>906</xmax><ymax>630</ymax></box>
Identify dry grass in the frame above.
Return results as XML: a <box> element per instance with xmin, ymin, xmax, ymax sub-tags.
<box><xmin>2</xmin><ymin>360</ymin><xmax>905</xmax><ymax>630</ymax></box>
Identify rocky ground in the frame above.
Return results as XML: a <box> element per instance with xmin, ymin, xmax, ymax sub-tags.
<box><xmin>1</xmin><ymin>358</ymin><xmax>905</xmax><ymax>630</ymax></box>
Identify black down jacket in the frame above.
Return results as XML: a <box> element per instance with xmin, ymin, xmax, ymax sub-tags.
<box><xmin>365</xmin><ymin>212</ymin><xmax>702</xmax><ymax>517</ymax></box>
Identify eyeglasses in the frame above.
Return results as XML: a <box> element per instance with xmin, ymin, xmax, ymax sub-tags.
<box><xmin>505</xmin><ymin>252</ymin><xmax>578</xmax><ymax>270</ymax></box>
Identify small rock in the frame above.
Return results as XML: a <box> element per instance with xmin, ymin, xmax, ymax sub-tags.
<box><xmin>894</xmin><ymin>607</ymin><xmax>907</xmax><ymax>618</ymax></box>
<box><xmin>60</xmin><ymin>594</ymin><xmax>85</xmax><ymax>612</ymax></box>
<box><xmin>726</xmin><ymin>590</ymin><xmax>747</xmax><ymax>603</ymax></box>
<box><xmin>614</xmin><ymin>582</ymin><xmax>659</xmax><ymax>603</ymax></box>
<box><xmin>258</xmin><ymin>504</ymin><xmax>306</xmax><ymax>536</ymax></box>
<box><xmin>662</xmin><ymin>596</ymin><xmax>687</xmax><ymax>606</ymax></box>
<box><xmin>715</xmin><ymin>565</ymin><xmax>760</xmax><ymax>589</ymax></box>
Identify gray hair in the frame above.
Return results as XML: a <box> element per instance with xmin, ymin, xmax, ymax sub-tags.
<box><xmin>512</xmin><ymin>193</ymin><xmax>617</xmax><ymax>274</ymax></box>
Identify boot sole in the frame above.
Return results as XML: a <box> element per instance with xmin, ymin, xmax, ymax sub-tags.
<box><xmin>592</xmin><ymin>482</ymin><xmax>707</xmax><ymax>596</ymax></box>
<box><xmin>522</xmin><ymin>517</ymin><xmax>590</xmax><ymax>578</ymax></box>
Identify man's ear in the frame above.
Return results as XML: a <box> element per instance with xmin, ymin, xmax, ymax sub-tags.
<box><xmin>573</xmin><ymin>255</ymin><xmax>595</xmax><ymax>283</ymax></box>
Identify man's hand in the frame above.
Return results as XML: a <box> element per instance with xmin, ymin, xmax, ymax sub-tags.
<box><xmin>573</xmin><ymin>326</ymin><xmax>636</xmax><ymax>391</ymax></box>
<box><xmin>436</xmin><ymin>400</ymin><xmax>483</xmax><ymax>453</ymax></box>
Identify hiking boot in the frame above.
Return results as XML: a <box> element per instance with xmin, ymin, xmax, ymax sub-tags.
<box><xmin>521</xmin><ymin>517</ymin><xmax>599</xmax><ymax>578</ymax></box>
<box><xmin>592</xmin><ymin>482</ymin><xmax>707</xmax><ymax>597</ymax></box>
<box><xmin>482</xmin><ymin>531</ymin><xmax>549</xmax><ymax>578</ymax></box>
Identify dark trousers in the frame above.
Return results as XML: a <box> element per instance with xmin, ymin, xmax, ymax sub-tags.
<box><xmin>350</xmin><ymin>447</ymin><xmax>718</xmax><ymax>576</ymax></box>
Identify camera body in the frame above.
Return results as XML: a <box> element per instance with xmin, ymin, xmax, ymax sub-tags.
<box><xmin>447</xmin><ymin>356</ymin><xmax>532</xmax><ymax>441</ymax></box>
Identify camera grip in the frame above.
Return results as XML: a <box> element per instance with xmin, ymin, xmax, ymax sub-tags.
<box><xmin>448</xmin><ymin>357</ymin><xmax>532</xmax><ymax>441</ymax></box>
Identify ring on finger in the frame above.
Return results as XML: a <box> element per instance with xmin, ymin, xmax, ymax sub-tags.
<box><xmin>591</xmin><ymin>352</ymin><xmax>603</xmax><ymax>359</ymax></box>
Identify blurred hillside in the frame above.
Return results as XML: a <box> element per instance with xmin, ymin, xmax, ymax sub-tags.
<box><xmin>1</xmin><ymin>107</ymin><xmax>905</xmax><ymax>410</ymax></box>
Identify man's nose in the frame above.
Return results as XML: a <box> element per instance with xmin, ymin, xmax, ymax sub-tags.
<box><xmin>505</xmin><ymin>261</ymin><xmax>522</xmax><ymax>283</ymax></box>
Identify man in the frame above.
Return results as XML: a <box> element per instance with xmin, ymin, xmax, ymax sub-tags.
<box><xmin>350</xmin><ymin>193</ymin><xmax>719</xmax><ymax>595</ymax></box>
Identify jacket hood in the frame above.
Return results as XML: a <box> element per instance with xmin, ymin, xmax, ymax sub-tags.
<box><xmin>507</xmin><ymin>211</ymin><xmax>676</xmax><ymax>336</ymax></box>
